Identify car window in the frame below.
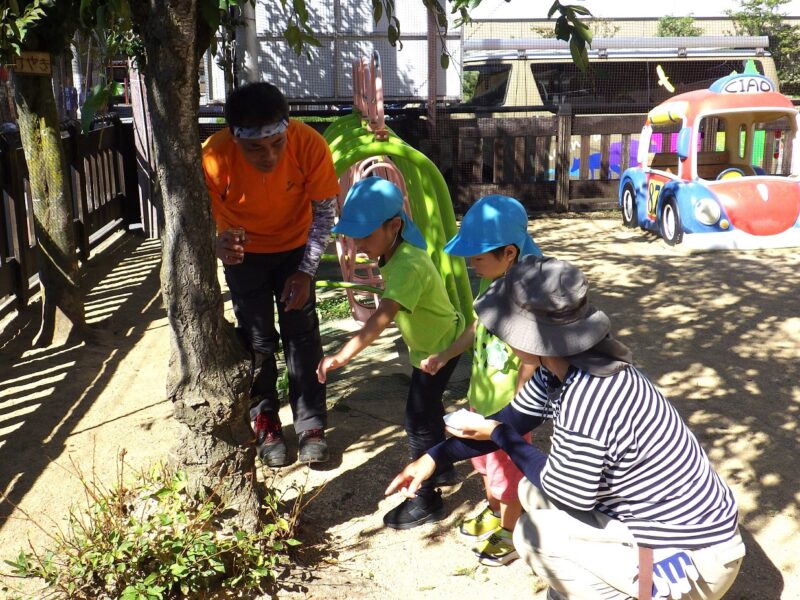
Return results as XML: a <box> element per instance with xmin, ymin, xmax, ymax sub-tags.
<box><xmin>754</xmin><ymin>114</ymin><xmax>795</xmax><ymax>176</ymax></box>
<box><xmin>646</xmin><ymin>123</ymin><xmax>682</xmax><ymax>173</ymax></box>
<box><xmin>531</xmin><ymin>59</ymin><xmax>766</xmax><ymax>108</ymax></box>
<box><xmin>462</xmin><ymin>63</ymin><xmax>511</xmax><ymax>107</ymax></box>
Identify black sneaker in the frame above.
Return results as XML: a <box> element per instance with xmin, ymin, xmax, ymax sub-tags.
<box><xmin>298</xmin><ymin>428</ymin><xmax>329</xmax><ymax>464</ymax></box>
<box><xmin>431</xmin><ymin>465</ymin><xmax>460</xmax><ymax>487</ymax></box>
<box><xmin>253</xmin><ymin>412</ymin><xmax>288</xmax><ymax>467</ymax></box>
<box><xmin>383</xmin><ymin>489</ymin><xmax>446</xmax><ymax>530</ymax></box>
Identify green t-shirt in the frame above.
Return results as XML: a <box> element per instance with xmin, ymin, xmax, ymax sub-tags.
<box><xmin>467</xmin><ymin>278</ymin><xmax>522</xmax><ymax>416</ymax></box>
<box><xmin>380</xmin><ymin>242</ymin><xmax>465</xmax><ymax>368</ymax></box>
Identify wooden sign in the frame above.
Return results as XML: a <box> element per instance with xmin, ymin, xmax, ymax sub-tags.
<box><xmin>13</xmin><ymin>51</ymin><xmax>52</xmax><ymax>76</ymax></box>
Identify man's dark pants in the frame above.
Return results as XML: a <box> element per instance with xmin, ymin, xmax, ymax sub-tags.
<box><xmin>224</xmin><ymin>246</ymin><xmax>326</xmax><ymax>433</ymax></box>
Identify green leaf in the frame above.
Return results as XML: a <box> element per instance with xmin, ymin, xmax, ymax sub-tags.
<box><xmin>568</xmin><ymin>19</ymin><xmax>592</xmax><ymax>45</ymax></box>
<box><xmin>302</xmin><ymin>32</ymin><xmax>322</xmax><ymax>48</ymax></box>
<box><xmin>547</xmin><ymin>0</ymin><xmax>561</xmax><ymax>19</ymax></box>
<box><xmin>554</xmin><ymin>16</ymin><xmax>570</xmax><ymax>41</ymax></box>
<box><xmin>372</xmin><ymin>0</ymin><xmax>382</xmax><ymax>24</ymax></box>
<box><xmin>569</xmin><ymin>37</ymin><xmax>589</xmax><ymax>72</ymax></box>
<box><xmin>285</xmin><ymin>23</ymin><xmax>301</xmax><ymax>53</ymax></box>
<box><xmin>387</xmin><ymin>24</ymin><xmax>398</xmax><ymax>45</ymax></box>
<box><xmin>109</xmin><ymin>81</ymin><xmax>125</xmax><ymax>97</ymax></box>
<box><xmin>120</xmin><ymin>587</ymin><xmax>140</xmax><ymax>600</ymax></box>
<box><xmin>440</xmin><ymin>53</ymin><xmax>449</xmax><ymax>69</ymax></box>
<box><xmin>199</xmin><ymin>0</ymin><xmax>221</xmax><ymax>32</ymax></box>
<box><xmin>292</xmin><ymin>0</ymin><xmax>308</xmax><ymax>22</ymax></box>
<box><xmin>81</xmin><ymin>84</ymin><xmax>113</xmax><ymax>133</ymax></box>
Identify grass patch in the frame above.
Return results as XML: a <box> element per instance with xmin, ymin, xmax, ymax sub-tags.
<box><xmin>316</xmin><ymin>295</ymin><xmax>351</xmax><ymax>322</ymax></box>
<box><xmin>1</xmin><ymin>459</ymin><xmax>302</xmax><ymax>600</ymax></box>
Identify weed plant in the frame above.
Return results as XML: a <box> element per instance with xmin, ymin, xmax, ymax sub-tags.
<box><xmin>2</xmin><ymin>456</ymin><xmax>303</xmax><ymax>599</ymax></box>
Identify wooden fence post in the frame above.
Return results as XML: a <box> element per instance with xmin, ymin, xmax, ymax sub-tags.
<box><xmin>129</xmin><ymin>67</ymin><xmax>162</xmax><ymax>238</ymax></box>
<box><xmin>555</xmin><ymin>103</ymin><xmax>572</xmax><ymax>212</ymax></box>
<box><xmin>0</xmin><ymin>131</ymin><xmax>33</xmax><ymax>310</ymax></box>
<box><xmin>64</xmin><ymin>120</ymin><xmax>90</xmax><ymax>261</ymax></box>
<box><xmin>117</xmin><ymin>118</ymin><xmax>140</xmax><ymax>228</ymax></box>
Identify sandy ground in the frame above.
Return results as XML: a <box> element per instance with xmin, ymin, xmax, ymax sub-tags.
<box><xmin>0</xmin><ymin>216</ymin><xmax>797</xmax><ymax>600</ymax></box>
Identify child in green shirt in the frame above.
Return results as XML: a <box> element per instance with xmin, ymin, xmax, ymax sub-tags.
<box><xmin>317</xmin><ymin>176</ymin><xmax>465</xmax><ymax>529</ymax></box>
<box><xmin>421</xmin><ymin>195</ymin><xmax>542</xmax><ymax>565</ymax></box>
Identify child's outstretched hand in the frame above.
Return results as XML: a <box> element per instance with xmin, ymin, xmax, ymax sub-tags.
<box><xmin>385</xmin><ymin>454</ymin><xmax>437</xmax><ymax>498</ymax></box>
<box><xmin>420</xmin><ymin>353</ymin><xmax>446</xmax><ymax>375</ymax></box>
<box><xmin>317</xmin><ymin>355</ymin><xmax>345</xmax><ymax>383</ymax></box>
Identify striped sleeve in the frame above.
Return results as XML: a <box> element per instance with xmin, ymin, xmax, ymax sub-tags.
<box><xmin>541</xmin><ymin>426</ymin><xmax>606</xmax><ymax>511</ymax></box>
<box><xmin>511</xmin><ymin>367</ymin><xmax>555</xmax><ymax>418</ymax></box>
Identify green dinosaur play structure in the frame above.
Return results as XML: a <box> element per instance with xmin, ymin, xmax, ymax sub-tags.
<box><xmin>319</xmin><ymin>52</ymin><xmax>473</xmax><ymax>327</ymax></box>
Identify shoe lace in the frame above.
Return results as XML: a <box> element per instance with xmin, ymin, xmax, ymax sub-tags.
<box><xmin>487</xmin><ymin>530</ymin><xmax>513</xmax><ymax>547</ymax></box>
<box><xmin>300</xmin><ymin>428</ymin><xmax>324</xmax><ymax>441</ymax></box>
<box><xmin>254</xmin><ymin>413</ymin><xmax>281</xmax><ymax>436</ymax></box>
<box><xmin>476</xmin><ymin>507</ymin><xmax>497</xmax><ymax>525</ymax></box>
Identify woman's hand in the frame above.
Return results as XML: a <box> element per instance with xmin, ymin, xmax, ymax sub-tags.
<box><xmin>445</xmin><ymin>419</ymin><xmax>500</xmax><ymax>441</ymax></box>
<box><xmin>385</xmin><ymin>454</ymin><xmax>436</xmax><ymax>498</ymax></box>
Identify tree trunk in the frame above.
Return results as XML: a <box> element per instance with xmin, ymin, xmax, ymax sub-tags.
<box><xmin>13</xmin><ymin>71</ymin><xmax>86</xmax><ymax>347</ymax></box>
<box><xmin>130</xmin><ymin>0</ymin><xmax>259</xmax><ymax>531</ymax></box>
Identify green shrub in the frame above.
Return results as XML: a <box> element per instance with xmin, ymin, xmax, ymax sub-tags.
<box><xmin>2</xmin><ymin>463</ymin><xmax>301</xmax><ymax>599</ymax></box>
<box><xmin>316</xmin><ymin>295</ymin><xmax>351</xmax><ymax>322</ymax></box>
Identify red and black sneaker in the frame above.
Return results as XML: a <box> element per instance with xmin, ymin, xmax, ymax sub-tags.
<box><xmin>298</xmin><ymin>428</ymin><xmax>329</xmax><ymax>464</ymax></box>
<box><xmin>253</xmin><ymin>411</ymin><xmax>288</xmax><ymax>467</ymax></box>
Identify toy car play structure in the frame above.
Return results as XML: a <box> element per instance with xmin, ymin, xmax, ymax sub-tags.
<box><xmin>619</xmin><ymin>72</ymin><xmax>800</xmax><ymax>249</ymax></box>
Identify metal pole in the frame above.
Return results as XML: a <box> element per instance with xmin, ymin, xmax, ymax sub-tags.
<box><xmin>237</xmin><ymin>2</ymin><xmax>260</xmax><ymax>84</ymax></box>
<box><xmin>427</xmin><ymin>4</ymin><xmax>438</xmax><ymax>129</ymax></box>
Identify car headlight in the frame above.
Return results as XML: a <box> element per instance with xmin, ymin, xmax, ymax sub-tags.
<box><xmin>694</xmin><ymin>198</ymin><xmax>721</xmax><ymax>226</ymax></box>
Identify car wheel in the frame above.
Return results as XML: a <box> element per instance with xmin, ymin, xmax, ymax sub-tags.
<box><xmin>621</xmin><ymin>183</ymin><xmax>638</xmax><ymax>228</ymax></box>
<box><xmin>716</xmin><ymin>167</ymin><xmax>745</xmax><ymax>180</ymax></box>
<box><xmin>660</xmin><ymin>199</ymin><xmax>683</xmax><ymax>245</ymax></box>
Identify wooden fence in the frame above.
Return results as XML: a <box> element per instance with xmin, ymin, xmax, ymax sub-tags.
<box><xmin>197</xmin><ymin>105</ymin><xmax>646</xmax><ymax>214</ymax></box>
<box><xmin>434</xmin><ymin>106</ymin><xmax>645</xmax><ymax>213</ymax></box>
<box><xmin>0</xmin><ymin>107</ymin><xmax>663</xmax><ymax>323</ymax></box>
<box><xmin>0</xmin><ymin>116</ymin><xmax>138</xmax><ymax>322</ymax></box>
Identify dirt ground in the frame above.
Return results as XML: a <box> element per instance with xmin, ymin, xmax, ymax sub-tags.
<box><xmin>0</xmin><ymin>216</ymin><xmax>797</xmax><ymax>600</ymax></box>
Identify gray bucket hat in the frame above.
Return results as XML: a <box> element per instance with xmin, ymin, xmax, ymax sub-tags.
<box><xmin>474</xmin><ymin>255</ymin><xmax>612</xmax><ymax>357</ymax></box>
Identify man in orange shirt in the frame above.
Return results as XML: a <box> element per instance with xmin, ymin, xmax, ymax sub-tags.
<box><xmin>202</xmin><ymin>82</ymin><xmax>340</xmax><ymax>467</ymax></box>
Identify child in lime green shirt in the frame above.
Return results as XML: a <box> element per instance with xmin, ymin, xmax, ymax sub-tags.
<box><xmin>318</xmin><ymin>176</ymin><xmax>464</xmax><ymax>530</ymax></box>
<box><xmin>421</xmin><ymin>195</ymin><xmax>542</xmax><ymax>566</ymax></box>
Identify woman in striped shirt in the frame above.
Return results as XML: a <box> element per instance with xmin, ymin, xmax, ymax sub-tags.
<box><xmin>386</xmin><ymin>256</ymin><xmax>745</xmax><ymax>600</ymax></box>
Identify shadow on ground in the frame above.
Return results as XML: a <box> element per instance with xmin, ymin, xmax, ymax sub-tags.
<box><xmin>0</xmin><ymin>234</ymin><xmax>164</xmax><ymax>526</ymax></box>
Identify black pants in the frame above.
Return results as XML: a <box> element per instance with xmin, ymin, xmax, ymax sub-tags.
<box><xmin>406</xmin><ymin>355</ymin><xmax>460</xmax><ymax>493</ymax></box>
<box><xmin>224</xmin><ymin>246</ymin><xmax>326</xmax><ymax>433</ymax></box>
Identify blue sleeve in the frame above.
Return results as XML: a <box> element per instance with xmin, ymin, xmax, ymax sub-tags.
<box><xmin>490</xmin><ymin>423</ymin><xmax>547</xmax><ymax>488</ymax></box>
<box><xmin>427</xmin><ymin>403</ymin><xmax>545</xmax><ymax>466</ymax></box>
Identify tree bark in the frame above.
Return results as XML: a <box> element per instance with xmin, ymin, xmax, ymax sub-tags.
<box><xmin>13</xmin><ymin>71</ymin><xmax>86</xmax><ymax>347</ymax></box>
<box><xmin>130</xmin><ymin>0</ymin><xmax>259</xmax><ymax>531</ymax></box>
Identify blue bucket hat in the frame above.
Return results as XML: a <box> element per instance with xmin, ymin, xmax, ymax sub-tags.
<box><xmin>332</xmin><ymin>177</ymin><xmax>426</xmax><ymax>249</ymax></box>
<box><xmin>444</xmin><ymin>195</ymin><xmax>541</xmax><ymax>258</ymax></box>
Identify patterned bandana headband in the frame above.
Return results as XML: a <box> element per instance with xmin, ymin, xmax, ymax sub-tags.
<box><xmin>232</xmin><ymin>118</ymin><xmax>289</xmax><ymax>139</ymax></box>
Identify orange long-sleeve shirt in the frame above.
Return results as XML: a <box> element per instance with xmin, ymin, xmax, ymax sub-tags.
<box><xmin>202</xmin><ymin>120</ymin><xmax>340</xmax><ymax>253</ymax></box>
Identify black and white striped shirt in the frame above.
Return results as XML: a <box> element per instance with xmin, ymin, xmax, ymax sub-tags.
<box><xmin>430</xmin><ymin>365</ymin><xmax>740</xmax><ymax>549</ymax></box>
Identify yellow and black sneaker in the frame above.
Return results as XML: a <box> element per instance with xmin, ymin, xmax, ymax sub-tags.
<box><xmin>459</xmin><ymin>505</ymin><xmax>501</xmax><ymax>541</ymax></box>
<box><xmin>472</xmin><ymin>527</ymin><xmax>519</xmax><ymax>566</ymax></box>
